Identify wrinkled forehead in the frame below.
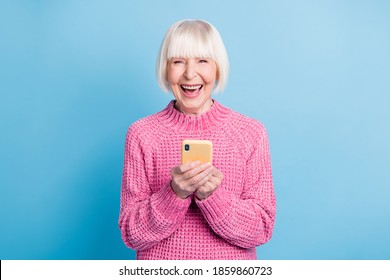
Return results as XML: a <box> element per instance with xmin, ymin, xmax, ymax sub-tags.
<box><xmin>166</xmin><ymin>29</ymin><xmax>216</xmax><ymax>60</ymax></box>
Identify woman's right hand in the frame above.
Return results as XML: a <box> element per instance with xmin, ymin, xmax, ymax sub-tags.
<box><xmin>170</xmin><ymin>161</ymin><xmax>214</xmax><ymax>199</ymax></box>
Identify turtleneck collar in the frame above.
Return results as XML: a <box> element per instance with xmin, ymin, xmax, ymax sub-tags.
<box><xmin>156</xmin><ymin>99</ymin><xmax>231</xmax><ymax>132</ymax></box>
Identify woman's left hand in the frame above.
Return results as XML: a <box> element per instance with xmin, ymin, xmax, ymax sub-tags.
<box><xmin>195</xmin><ymin>166</ymin><xmax>223</xmax><ymax>200</ymax></box>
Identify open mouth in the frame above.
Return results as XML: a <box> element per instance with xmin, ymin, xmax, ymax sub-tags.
<box><xmin>180</xmin><ymin>84</ymin><xmax>203</xmax><ymax>97</ymax></box>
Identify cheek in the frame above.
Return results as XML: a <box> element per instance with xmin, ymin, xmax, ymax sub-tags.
<box><xmin>202</xmin><ymin>65</ymin><xmax>218</xmax><ymax>85</ymax></box>
<box><xmin>204</xmin><ymin>71</ymin><xmax>217</xmax><ymax>85</ymax></box>
<box><xmin>167</xmin><ymin>67</ymin><xmax>180</xmax><ymax>85</ymax></box>
<box><xmin>167</xmin><ymin>71</ymin><xmax>181</xmax><ymax>94</ymax></box>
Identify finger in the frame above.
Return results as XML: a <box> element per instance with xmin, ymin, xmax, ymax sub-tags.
<box><xmin>198</xmin><ymin>181</ymin><xmax>218</xmax><ymax>193</ymax></box>
<box><xmin>203</xmin><ymin>180</ymin><xmax>215</xmax><ymax>189</ymax></box>
<box><xmin>187</xmin><ymin>166</ymin><xmax>213</xmax><ymax>187</ymax></box>
<box><xmin>194</xmin><ymin>172</ymin><xmax>213</xmax><ymax>189</ymax></box>
<box><xmin>184</xmin><ymin>162</ymin><xmax>212</xmax><ymax>180</ymax></box>
<box><xmin>196</xmin><ymin>184</ymin><xmax>214</xmax><ymax>200</ymax></box>
<box><xmin>174</xmin><ymin>161</ymin><xmax>201</xmax><ymax>174</ymax></box>
<box><xmin>208</xmin><ymin>174</ymin><xmax>223</xmax><ymax>187</ymax></box>
<box><xmin>211</xmin><ymin>167</ymin><xmax>223</xmax><ymax>179</ymax></box>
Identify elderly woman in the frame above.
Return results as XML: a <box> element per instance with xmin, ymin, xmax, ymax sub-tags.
<box><xmin>119</xmin><ymin>19</ymin><xmax>276</xmax><ymax>260</ymax></box>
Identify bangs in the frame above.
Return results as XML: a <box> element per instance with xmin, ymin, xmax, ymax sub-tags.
<box><xmin>166</xmin><ymin>25</ymin><xmax>216</xmax><ymax>60</ymax></box>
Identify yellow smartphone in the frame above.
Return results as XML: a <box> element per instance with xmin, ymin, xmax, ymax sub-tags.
<box><xmin>181</xmin><ymin>140</ymin><xmax>213</xmax><ymax>164</ymax></box>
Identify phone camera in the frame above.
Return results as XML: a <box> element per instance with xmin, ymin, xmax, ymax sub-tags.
<box><xmin>184</xmin><ymin>144</ymin><xmax>190</xmax><ymax>151</ymax></box>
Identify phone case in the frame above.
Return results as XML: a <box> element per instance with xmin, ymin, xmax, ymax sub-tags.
<box><xmin>181</xmin><ymin>140</ymin><xmax>213</xmax><ymax>164</ymax></box>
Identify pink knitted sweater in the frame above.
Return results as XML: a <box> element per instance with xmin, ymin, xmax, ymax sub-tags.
<box><xmin>119</xmin><ymin>100</ymin><xmax>276</xmax><ymax>260</ymax></box>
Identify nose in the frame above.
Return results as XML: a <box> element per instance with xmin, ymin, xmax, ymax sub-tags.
<box><xmin>184</xmin><ymin>61</ymin><xmax>197</xmax><ymax>80</ymax></box>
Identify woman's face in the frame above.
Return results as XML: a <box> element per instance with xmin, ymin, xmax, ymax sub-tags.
<box><xmin>167</xmin><ymin>57</ymin><xmax>217</xmax><ymax>115</ymax></box>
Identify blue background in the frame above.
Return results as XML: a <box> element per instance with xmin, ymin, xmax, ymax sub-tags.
<box><xmin>1</xmin><ymin>0</ymin><xmax>389</xmax><ymax>260</ymax></box>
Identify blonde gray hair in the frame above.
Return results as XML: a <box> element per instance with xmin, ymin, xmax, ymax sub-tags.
<box><xmin>156</xmin><ymin>19</ymin><xmax>229</xmax><ymax>93</ymax></box>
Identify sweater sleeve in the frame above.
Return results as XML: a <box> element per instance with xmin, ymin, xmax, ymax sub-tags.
<box><xmin>195</xmin><ymin>124</ymin><xmax>276</xmax><ymax>249</ymax></box>
<box><xmin>118</xmin><ymin>125</ymin><xmax>191</xmax><ymax>251</ymax></box>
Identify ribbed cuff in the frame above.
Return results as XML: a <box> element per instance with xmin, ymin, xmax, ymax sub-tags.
<box><xmin>195</xmin><ymin>187</ymin><xmax>233</xmax><ymax>223</ymax></box>
<box><xmin>151</xmin><ymin>182</ymin><xmax>192</xmax><ymax>223</ymax></box>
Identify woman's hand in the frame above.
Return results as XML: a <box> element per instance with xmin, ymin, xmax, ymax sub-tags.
<box><xmin>170</xmin><ymin>161</ymin><xmax>214</xmax><ymax>199</ymax></box>
<box><xmin>195</xmin><ymin>166</ymin><xmax>223</xmax><ymax>200</ymax></box>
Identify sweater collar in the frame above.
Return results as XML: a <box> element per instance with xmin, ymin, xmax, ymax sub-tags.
<box><xmin>156</xmin><ymin>99</ymin><xmax>231</xmax><ymax>132</ymax></box>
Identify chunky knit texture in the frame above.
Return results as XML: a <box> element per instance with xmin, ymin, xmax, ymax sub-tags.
<box><xmin>119</xmin><ymin>100</ymin><xmax>276</xmax><ymax>260</ymax></box>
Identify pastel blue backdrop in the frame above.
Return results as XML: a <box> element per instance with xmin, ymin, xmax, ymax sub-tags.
<box><xmin>1</xmin><ymin>0</ymin><xmax>389</xmax><ymax>260</ymax></box>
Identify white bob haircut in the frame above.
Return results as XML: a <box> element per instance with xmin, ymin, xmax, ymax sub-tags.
<box><xmin>157</xmin><ymin>19</ymin><xmax>229</xmax><ymax>93</ymax></box>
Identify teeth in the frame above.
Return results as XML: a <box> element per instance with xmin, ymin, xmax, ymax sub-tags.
<box><xmin>182</xmin><ymin>85</ymin><xmax>202</xmax><ymax>90</ymax></box>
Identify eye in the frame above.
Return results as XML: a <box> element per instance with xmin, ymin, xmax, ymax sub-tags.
<box><xmin>199</xmin><ymin>59</ymin><xmax>208</xmax><ymax>63</ymax></box>
<box><xmin>171</xmin><ymin>58</ymin><xmax>185</xmax><ymax>64</ymax></box>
